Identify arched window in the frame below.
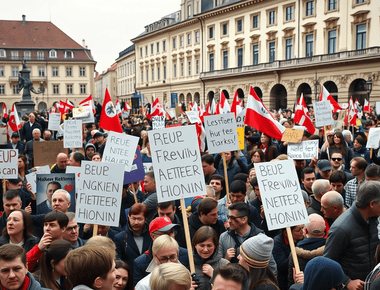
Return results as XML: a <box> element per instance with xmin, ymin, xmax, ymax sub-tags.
<box><xmin>49</xmin><ymin>49</ymin><xmax>57</xmax><ymax>58</ymax></box>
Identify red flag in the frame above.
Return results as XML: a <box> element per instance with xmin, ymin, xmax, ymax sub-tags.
<box><xmin>195</xmin><ymin>122</ymin><xmax>206</xmax><ymax>152</ymax></box>
<box><xmin>220</xmin><ymin>90</ymin><xmax>231</xmax><ymax>113</ymax></box>
<box><xmin>214</xmin><ymin>102</ymin><xmax>222</xmax><ymax>115</ymax></box>
<box><xmin>363</xmin><ymin>98</ymin><xmax>370</xmax><ymax>112</ymax></box>
<box><xmin>59</xmin><ymin>99</ymin><xmax>74</xmax><ymax>119</ymax></box>
<box><xmin>99</xmin><ymin>88</ymin><xmax>123</xmax><ymax>133</ymax></box>
<box><xmin>294</xmin><ymin>94</ymin><xmax>315</xmax><ymax>134</ymax></box>
<box><xmin>245</xmin><ymin>86</ymin><xmax>285</xmax><ymax>140</ymax></box>
<box><xmin>349</xmin><ymin>97</ymin><xmax>357</xmax><ymax>125</ymax></box>
<box><xmin>79</xmin><ymin>95</ymin><xmax>96</xmax><ymax>114</ymax></box>
<box><xmin>8</xmin><ymin>105</ymin><xmax>21</xmax><ymax>132</ymax></box>
<box><xmin>150</xmin><ymin>98</ymin><xmax>165</xmax><ymax>117</ymax></box>
<box><xmin>115</xmin><ymin>99</ymin><xmax>122</xmax><ymax>116</ymax></box>
<box><xmin>320</xmin><ymin>85</ymin><xmax>341</xmax><ymax>113</ymax></box>
<box><xmin>2</xmin><ymin>104</ymin><xmax>8</xmax><ymax>119</ymax></box>
<box><xmin>231</xmin><ymin>90</ymin><xmax>243</xmax><ymax>118</ymax></box>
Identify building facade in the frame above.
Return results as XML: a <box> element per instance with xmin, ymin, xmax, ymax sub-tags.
<box><xmin>116</xmin><ymin>44</ymin><xmax>136</xmax><ymax>103</ymax></box>
<box><xmin>94</xmin><ymin>63</ymin><xmax>118</xmax><ymax>104</ymax></box>
<box><xmin>0</xmin><ymin>15</ymin><xmax>96</xmax><ymax>111</ymax></box>
<box><xmin>132</xmin><ymin>0</ymin><xmax>380</xmax><ymax>110</ymax></box>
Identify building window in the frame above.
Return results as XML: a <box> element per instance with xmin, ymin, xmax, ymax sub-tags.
<box><xmin>286</xmin><ymin>6</ymin><xmax>293</xmax><ymax>21</ymax></box>
<box><xmin>146</xmin><ymin>46</ymin><xmax>148</xmax><ymax>56</ymax></box>
<box><xmin>12</xmin><ymin>67</ymin><xmax>18</xmax><ymax>77</ymax></box>
<box><xmin>187</xmin><ymin>4</ymin><xmax>191</xmax><ymax>17</ymax></box>
<box><xmin>140</xmin><ymin>47</ymin><xmax>143</xmax><ymax>57</ymax></box>
<box><xmin>237</xmin><ymin>48</ymin><xmax>243</xmax><ymax>67</ymax></box>
<box><xmin>269</xmin><ymin>42</ymin><xmax>276</xmax><ymax>62</ymax></box>
<box><xmin>328</xmin><ymin>30</ymin><xmax>337</xmax><ymax>54</ymax></box>
<box><xmin>49</xmin><ymin>49</ymin><xmax>57</xmax><ymax>58</ymax></box>
<box><xmin>173</xmin><ymin>38</ymin><xmax>176</xmax><ymax>49</ymax></box>
<box><xmin>52</xmin><ymin>67</ymin><xmax>59</xmax><ymax>77</ymax></box>
<box><xmin>356</xmin><ymin>0</ymin><xmax>365</xmax><ymax>3</ymax></box>
<box><xmin>195</xmin><ymin>31</ymin><xmax>200</xmax><ymax>43</ymax></box>
<box><xmin>38</xmin><ymin>67</ymin><xmax>45</xmax><ymax>77</ymax></box>
<box><xmin>356</xmin><ymin>24</ymin><xmax>366</xmax><ymax>50</ymax></box>
<box><xmin>11</xmin><ymin>51</ymin><xmax>19</xmax><ymax>60</ymax></box>
<box><xmin>223</xmin><ymin>51</ymin><xmax>228</xmax><ymax>69</ymax></box>
<box><xmin>64</xmin><ymin>50</ymin><xmax>74</xmax><ymax>58</ymax></box>
<box><xmin>269</xmin><ymin>11</ymin><xmax>276</xmax><ymax>25</ymax></box>
<box><xmin>67</xmin><ymin>84</ymin><xmax>73</xmax><ymax>94</ymax></box>
<box><xmin>37</xmin><ymin>51</ymin><xmax>44</xmax><ymax>60</ymax></box>
<box><xmin>80</xmin><ymin>84</ymin><xmax>86</xmax><ymax>94</ymax></box>
<box><xmin>253</xmin><ymin>15</ymin><xmax>259</xmax><ymax>28</ymax></box>
<box><xmin>156</xmin><ymin>42</ymin><xmax>159</xmax><ymax>53</ymax></box>
<box><xmin>328</xmin><ymin>0</ymin><xmax>337</xmax><ymax>10</ymax></box>
<box><xmin>196</xmin><ymin>59</ymin><xmax>199</xmax><ymax>74</ymax></box>
<box><xmin>174</xmin><ymin>64</ymin><xmax>177</xmax><ymax>77</ymax></box>
<box><xmin>163</xmin><ymin>40</ymin><xmax>166</xmax><ymax>51</ymax></box>
<box><xmin>13</xmin><ymin>85</ymin><xmax>19</xmax><ymax>95</ymax></box>
<box><xmin>151</xmin><ymin>68</ymin><xmax>154</xmax><ymax>81</ymax></box>
<box><xmin>286</xmin><ymin>39</ymin><xmax>293</xmax><ymax>60</ymax></box>
<box><xmin>151</xmin><ymin>44</ymin><xmax>154</xmax><ymax>54</ymax></box>
<box><xmin>188</xmin><ymin>61</ymin><xmax>191</xmax><ymax>75</ymax></box>
<box><xmin>306</xmin><ymin>34</ymin><xmax>314</xmax><ymax>56</ymax></box>
<box><xmin>0</xmin><ymin>49</ymin><xmax>5</xmax><ymax>58</ymax></box>
<box><xmin>209</xmin><ymin>27</ymin><xmax>214</xmax><ymax>39</ymax></box>
<box><xmin>0</xmin><ymin>85</ymin><xmax>4</xmax><ymax>95</ymax></box>
<box><xmin>141</xmin><ymin>71</ymin><xmax>143</xmax><ymax>82</ymax></box>
<box><xmin>80</xmin><ymin>67</ymin><xmax>86</xmax><ymax>77</ymax></box>
<box><xmin>306</xmin><ymin>1</ymin><xmax>314</xmax><ymax>16</ymax></box>
<box><xmin>164</xmin><ymin>66</ymin><xmax>166</xmax><ymax>79</ymax></box>
<box><xmin>66</xmin><ymin>67</ymin><xmax>72</xmax><ymax>77</ymax></box>
<box><xmin>53</xmin><ymin>85</ymin><xmax>59</xmax><ymax>94</ymax></box>
<box><xmin>180</xmin><ymin>36</ymin><xmax>184</xmax><ymax>47</ymax></box>
<box><xmin>209</xmin><ymin>53</ymin><xmax>214</xmax><ymax>71</ymax></box>
<box><xmin>222</xmin><ymin>23</ymin><xmax>228</xmax><ymax>35</ymax></box>
<box><xmin>0</xmin><ymin>67</ymin><xmax>3</xmax><ymax>77</ymax></box>
<box><xmin>237</xmin><ymin>19</ymin><xmax>243</xmax><ymax>32</ymax></box>
<box><xmin>24</xmin><ymin>51</ymin><xmax>31</xmax><ymax>60</ymax></box>
<box><xmin>187</xmin><ymin>34</ymin><xmax>191</xmax><ymax>45</ymax></box>
<box><xmin>253</xmin><ymin>45</ymin><xmax>259</xmax><ymax>65</ymax></box>
<box><xmin>181</xmin><ymin>63</ymin><xmax>184</xmax><ymax>76</ymax></box>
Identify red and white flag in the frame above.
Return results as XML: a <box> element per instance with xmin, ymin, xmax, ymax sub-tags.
<box><xmin>79</xmin><ymin>95</ymin><xmax>96</xmax><ymax>114</ymax></box>
<box><xmin>363</xmin><ymin>98</ymin><xmax>370</xmax><ymax>112</ymax></box>
<box><xmin>294</xmin><ymin>94</ymin><xmax>315</xmax><ymax>135</ymax></box>
<box><xmin>115</xmin><ymin>99</ymin><xmax>122</xmax><ymax>116</ymax></box>
<box><xmin>2</xmin><ymin>103</ymin><xmax>8</xmax><ymax>119</ymax></box>
<box><xmin>214</xmin><ymin>102</ymin><xmax>222</xmax><ymax>115</ymax></box>
<box><xmin>220</xmin><ymin>90</ymin><xmax>231</xmax><ymax>113</ymax></box>
<box><xmin>348</xmin><ymin>96</ymin><xmax>357</xmax><ymax>125</ymax></box>
<box><xmin>195</xmin><ymin>122</ymin><xmax>206</xmax><ymax>152</ymax></box>
<box><xmin>231</xmin><ymin>90</ymin><xmax>243</xmax><ymax>118</ymax></box>
<box><xmin>125</xmin><ymin>102</ymin><xmax>131</xmax><ymax>111</ymax></box>
<box><xmin>147</xmin><ymin>98</ymin><xmax>165</xmax><ymax>119</ymax></box>
<box><xmin>245</xmin><ymin>86</ymin><xmax>285</xmax><ymax>140</ymax></box>
<box><xmin>99</xmin><ymin>88</ymin><xmax>123</xmax><ymax>133</ymax></box>
<box><xmin>59</xmin><ymin>99</ymin><xmax>74</xmax><ymax>120</ymax></box>
<box><xmin>8</xmin><ymin>104</ymin><xmax>21</xmax><ymax>133</ymax></box>
<box><xmin>320</xmin><ymin>85</ymin><xmax>341</xmax><ymax>113</ymax></box>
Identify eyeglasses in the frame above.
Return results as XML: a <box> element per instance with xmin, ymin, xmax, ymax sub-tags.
<box><xmin>331</xmin><ymin>158</ymin><xmax>342</xmax><ymax>161</ymax></box>
<box><xmin>227</xmin><ymin>215</ymin><xmax>245</xmax><ymax>221</ymax></box>
<box><xmin>66</xmin><ymin>225</ymin><xmax>78</xmax><ymax>232</ymax></box>
<box><xmin>154</xmin><ymin>254</ymin><xmax>178</xmax><ymax>263</ymax></box>
<box><xmin>129</xmin><ymin>217</ymin><xmax>145</xmax><ymax>222</ymax></box>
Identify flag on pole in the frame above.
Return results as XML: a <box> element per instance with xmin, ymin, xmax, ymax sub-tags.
<box><xmin>245</xmin><ymin>86</ymin><xmax>285</xmax><ymax>140</ymax></box>
<box><xmin>59</xmin><ymin>99</ymin><xmax>74</xmax><ymax>120</ymax></box>
<box><xmin>294</xmin><ymin>94</ymin><xmax>315</xmax><ymax>134</ymax></box>
<box><xmin>99</xmin><ymin>88</ymin><xmax>123</xmax><ymax>133</ymax></box>
<box><xmin>79</xmin><ymin>95</ymin><xmax>96</xmax><ymax>114</ymax></box>
<box><xmin>147</xmin><ymin>98</ymin><xmax>165</xmax><ymax>119</ymax></box>
<box><xmin>320</xmin><ymin>85</ymin><xmax>341</xmax><ymax>112</ymax></box>
<box><xmin>220</xmin><ymin>90</ymin><xmax>231</xmax><ymax>113</ymax></box>
<box><xmin>348</xmin><ymin>97</ymin><xmax>357</xmax><ymax>126</ymax></box>
<box><xmin>115</xmin><ymin>99</ymin><xmax>122</xmax><ymax>116</ymax></box>
<box><xmin>231</xmin><ymin>90</ymin><xmax>243</xmax><ymax>118</ymax></box>
<box><xmin>2</xmin><ymin>103</ymin><xmax>8</xmax><ymax>119</ymax></box>
<box><xmin>363</xmin><ymin>98</ymin><xmax>370</xmax><ymax>112</ymax></box>
<box><xmin>8</xmin><ymin>104</ymin><xmax>21</xmax><ymax>133</ymax></box>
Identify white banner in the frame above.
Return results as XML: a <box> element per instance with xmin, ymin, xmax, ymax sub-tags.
<box><xmin>287</xmin><ymin>140</ymin><xmax>319</xmax><ymax>159</ymax></box>
<box><xmin>367</xmin><ymin>128</ymin><xmax>380</xmax><ymax>149</ymax></box>
<box><xmin>64</xmin><ymin>120</ymin><xmax>82</xmax><ymax>148</ymax></box>
<box><xmin>0</xmin><ymin>128</ymin><xmax>7</xmax><ymax>144</ymax></box>
<box><xmin>152</xmin><ymin>115</ymin><xmax>165</xmax><ymax>130</ymax></box>
<box><xmin>313</xmin><ymin>101</ymin><xmax>333</xmax><ymax>127</ymax></box>
<box><xmin>148</xmin><ymin>126</ymin><xmax>205</xmax><ymax>202</ymax></box>
<box><xmin>48</xmin><ymin>113</ymin><xmax>61</xmax><ymax>131</ymax></box>
<box><xmin>73</xmin><ymin>106</ymin><xmax>95</xmax><ymax>124</ymax></box>
<box><xmin>185</xmin><ymin>111</ymin><xmax>201</xmax><ymax>124</ymax></box>
<box><xmin>0</xmin><ymin>149</ymin><xmax>18</xmax><ymax>178</ymax></box>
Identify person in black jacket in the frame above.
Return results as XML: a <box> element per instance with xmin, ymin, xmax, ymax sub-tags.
<box><xmin>20</xmin><ymin>112</ymin><xmax>42</xmax><ymax>143</ymax></box>
<box><xmin>6</xmin><ymin>132</ymin><xmax>25</xmax><ymax>154</ymax></box>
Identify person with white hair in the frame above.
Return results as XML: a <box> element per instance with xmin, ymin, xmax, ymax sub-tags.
<box><xmin>320</xmin><ymin>191</ymin><xmax>345</xmax><ymax>225</ymax></box>
<box><xmin>149</xmin><ymin>263</ymin><xmax>192</xmax><ymax>290</ymax></box>
<box><xmin>308</xmin><ymin>179</ymin><xmax>331</xmax><ymax>216</ymax></box>
<box><xmin>23</xmin><ymin>128</ymin><xmax>43</xmax><ymax>168</ymax></box>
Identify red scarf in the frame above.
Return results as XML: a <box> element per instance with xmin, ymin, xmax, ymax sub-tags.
<box><xmin>260</xmin><ymin>144</ymin><xmax>268</xmax><ymax>154</ymax></box>
<box><xmin>1</xmin><ymin>275</ymin><xmax>30</xmax><ymax>290</ymax></box>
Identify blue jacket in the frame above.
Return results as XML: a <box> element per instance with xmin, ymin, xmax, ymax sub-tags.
<box><xmin>6</xmin><ymin>141</ymin><xmax>25</xmax><ymax>154</ymax></box>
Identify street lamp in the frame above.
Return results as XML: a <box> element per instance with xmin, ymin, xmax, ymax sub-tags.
<box><xmin>364</xmin><ymin>77</ymin><xmax>373</xmax><ymax>102</ymax></box>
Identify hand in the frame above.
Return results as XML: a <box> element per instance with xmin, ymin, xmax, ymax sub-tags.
<box><xmin>293</xmin><ymin>268</ymin><xmax>304</xmax><ymax>284</ymax></box>
<box><xmin>38</xmin><ymin>233</ymin><xmax>52</xmax><ymax>251</ymax></box>
<box><xmin>202</xmin><ymin>264</ymin><xmax>213</xmax><ymax>277</ymax></box>
<box><xmin>308</xmin><ymin>157</ymin><xmax>317</xmax><ymax>168</ymax></box>
<box><xmin>346</xmin><ymin>279</ymin><xmax>364</xmax><ymax>290</ymax></box>
<box><xmin>84</xmin><ymin>224</ymin><xmax>92</xmax><ymax>233</ymax></box>
<box><xmin>225</xmin><ymin>248</ymin><xmax>236</xmax><ymax>261</ymax></box>
<box><xmin>260</xmin><ymin>205</ymin><xmax>265</xmax><ymax>219</ymax></box>
<box><xmin>226</xmin><ymin>201</ymin><xmax>232</xmax><ymax>210</ymax></box>
<box><xmin>25</xmin><ymin>203</ymin><xmax>32</xmax><ymax>214</ymax></box>
<box><xmin>26</xmin><ymin>183</ymin><xmax>36</xmax><ymax>200</ymax></box>
<box><xmin>234</xmin><ymin>151</ymin><xmax>240</xmax><ymax>160</ymax></box>
<box><xmin>224</xmin><ymin>220</ymin><xmax>230</xmax><ymax>230</ymax></box>
<box><xmin>190</xmin><ymin>279</ymin><xmax>198</xmax><ymax>290</ymax></box>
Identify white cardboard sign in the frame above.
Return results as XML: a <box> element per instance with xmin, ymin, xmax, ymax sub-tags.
<box><xmin>76</xmin><ymin>161</ymin><xmax>124</xmax><ymax>227</ymax></box>
<box><xmin>152</xmin><ymin>115</ymin><xmax>165</xmax><ymax>130</ymax></box>
<box><xmin>287</xmin><ymin>140</ymin><xmax>319</xmax><ymax>160</ymax></box>
<box><xmin>48</xmin><ymin>113</ymin><xmax>61</xmax><ymax>131</ymax></box>
<box><xmin>148</xmin><ymin>126</ymin><xmax>205</xmax><ymax>202</ymax></box>
<box><xmin>185</xmin><ymin>111</ymin><xmax>201</xmax><ymax>124</ymax></box>
<box><xmin>236</xmin><ymin>108</ymin><xmax>246</xmax><ymax>127</ymax></box>
<box><xmin>143</xmin><ymin>162</ymin><xmax>153</xmax><ymax>173</ymax></box>
<box><xmin>25</xmin><ymin>165</ymin><xmax>51</xmax><ymax>193</ymax></box>
<box><xmin>367</xmin><ymin>128</ymin><xmax>380</xmax><ymax>149</ymax></box>
<box><xmin>102</xmin><ymin>131</ymin><xmax>139</xmax><ymax>172</ymax></box>
<box><xmin>73</xmin><ymin>106</ymin><xmax>95</xmax><ymax>124</ymax></box>
<box><xmin>204</xmin><ymin>113</ymin><xmax>239</xmax><ymax>154</ymax></box>
<box><xmin>64</xmin><ymin>120</ymin><xmax>82</xmax><ymax>148</ymax></box>
<box><xmin>313</xmin><ymin>101</ymin><xmax>333</xmax><ymax>127</ymax></box>
<box><xmin>255</xmin><ymin>159</ymin><xmax>309</xmax><ymax>231</ymax></box>
<box><xmin>0</xmin><ymin>149</ymin><xmax>18</xmax><ymax>178</ymax></box>
<box><xmin>0</xmin><ymin>128</ymin><xmax>8</xmax><ymax>144</ymax></box>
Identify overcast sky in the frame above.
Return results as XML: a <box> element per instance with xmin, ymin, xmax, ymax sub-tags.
<box><xmin>2</xmin><ymin>0</ymin><xmax>180</xmax><ymax>73</ymax></box>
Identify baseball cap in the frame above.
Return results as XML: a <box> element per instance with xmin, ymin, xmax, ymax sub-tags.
<box><xmin>317</xmin><ymin>160</ymin><xmax>332</xmax><ymax>172</ymax></box>
<box><xmin>149</xmin><ymin>216</ymin><xmax>180</xmax><ymax>234</ymax></box>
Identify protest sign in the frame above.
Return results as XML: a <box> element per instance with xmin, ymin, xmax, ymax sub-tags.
<box><xmin>122</xmin><ymin>111</ymin><xmax>129</xmax><ymax>119</ymax></box>
<box><xmin>143</xmin><ymin>162</ymin><xmax>153</xmax><ymax>172</ymax></box>
<box><xmin>376</xmin><ymin>102</ymin><xmax>380</xmax><ymax>114</ymax></box>
<box><xmin>64</xmin><ymin>120</ymin><xmax>82</xmax><ymax>149</ymax></box>
<box><xmin>48</xmin><ymin>113</ymin><xmax>61</xmax><ymax>131</ymax></box>
<box><xmin>0</xmin><ymin>149</ymin><xmax>17</xmax><ymax>178</ymax></box>
<box><xmin>185</xmin><ymin>111</ymin><xmax>201</xmax><ymax>124</ymax></box>
<box><xmin>76</xmin><ymin>161</ymin><xmax>124</xmax><ymax>227</ymax></box>
<box><xmin>255</xmin><ymin>159</ymin><xmax>309</xmax><ymax>231</ymax></box>
<box><xmin>236</xmin><ymin>127</ymin><xmax>245</xmax><ymax>150</ymax></box>
<box><xmin>73</xmin><ymin>106</ymin><xmax>95</xmax><ymax>124</ymax></box>
<box><xmin>152</xmin><ymin>115</ymin><xmax>165</xmax><ymax>130</ymax></box>
<box><xmin>167</xmin><ymin>109</ymin><xmax>176</xmax><ymax>120</ymax></box>
<box><xmin>281</xmin><ymin>128</ymin><xmax>304</xmax><ymax>143</ymax></box>
<box><xmin>36</xmin><ymin>173</ymin><xmax>76</xmax><ymax>214</ymax></box>
<box><xmin>34</xmin><ymin>141</ymin><xmax>66</xmax><ymax>167</ymax></box>
<box><xmin>148</xmin><ymin>125</ymin><xmax>205</xmax><ymax>202</ymax></box>
<box><xmin>204</xmin><ymin>113</ymin><xmax>239</xmax><ymax>154</ymax></box>
<box><xmin>313</xmin><ymin>101</ymin><xmax>333</xmax><ymax>127</ymax></box>
<box><xmin>367</xmin><ymin>128</ymin><xmax>380</xmax><ymax>149</ymax></box>
<box><xmin>123</xmin><ymin>149</ymin><xmax>145</xmax><ymax>184</ymax></box>
<box><xmin>102</xmin><ymin>131</ymin><xmax>139</xmax><ymax>172</ymax></box>
<box><xmin>236</xmin><ymin>108</ymin><xmax>246</xmax><ymax>127</ymax></box>
<box><xmin>0</xmin><ymin>128</ymin><xmax>7</xmax><ymax>144</ymax></box>
<box><xmin>288</xmin><ymin>140</ymin><xmax>319</xmax><ymax>159</ymax></box>
<box><xmin>66</xmin><ymin>166</ymin><xmax>82</xmax><ymax>191</ymax></box>
<box><xmin>26</xmin><ymin>165</ymin><xmax>50</xmax><ymax>194</ymax></box>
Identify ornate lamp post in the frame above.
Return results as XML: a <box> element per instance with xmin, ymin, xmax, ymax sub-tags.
<box><xmin>364</xmin><ymin>77</ymin><xmax>373</xmax><ymax>102</ymax></box>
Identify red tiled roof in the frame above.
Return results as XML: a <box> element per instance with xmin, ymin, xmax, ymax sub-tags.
<box><xmin>0</xmin><ymin>19</ymin><xmax>83</xmax><ymax>49</ymax></box>
<box><xmin>107</xmin><ymin>62</ymin><xmax>117</xmax><ymax>72</ymax></box>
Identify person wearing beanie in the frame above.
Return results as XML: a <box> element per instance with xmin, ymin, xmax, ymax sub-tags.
<box><xmin>352</xmin><ymin>136</ymin><xmax>370</xmax><ymax>164</ymax></box>
<box><xmin>84</xmin><ymin>143</ymin><xmax>96</xmax><ymax>160</ymax></box>
<box><xmin>238</xmin><ymin>233</ymin><xmax>279</xmax><ymax>290</ymax></box>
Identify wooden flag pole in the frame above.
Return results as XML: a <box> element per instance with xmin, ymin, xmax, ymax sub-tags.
<box><xmin>2</xmin><ymin>179</ymin><xmax>6</xmax><ymax>194</ymax></box>
<box><xmin>286</xmin><ymin>227</ymin><xmax>300</xmax><ymax>273</ymax></box>
<box><xmin>130</xmin><ymin>184</ymin><xmax>138</xmax><ymax>204</ymax></box>
<box><xmin>222</xmin><ymin>152</ymin><xmax>230</xmax><ymax>203</ymax></box>
<box><xmin>370</xmin><ymin>148</ymin><xmax>373</xmax><ymax>160</ymax></box>
<box><xmin>180</xmin><ymin>198</ymin><xmax>195</xmax><ymax>273</ymax></box>
<box><xmin>92</xmin><ymin>224</ymin><xmax>98</xmax><ymax>237</ymax></box>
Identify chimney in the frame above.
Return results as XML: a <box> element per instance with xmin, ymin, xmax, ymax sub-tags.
<box><xmin>82</xmin><ymin>39</ymin><xmax>86</xmax><ymax>48</ymax></box>
<box><xmin>22</xmin><ymin>15</ymin><xmax>26</xmax><ymax>25</ymax></box>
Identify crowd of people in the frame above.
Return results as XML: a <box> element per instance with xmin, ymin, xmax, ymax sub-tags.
<box><xmin>0</xmin><ymin>105</ymin><xmax>379</xmax><ymax>290</ymax></box>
